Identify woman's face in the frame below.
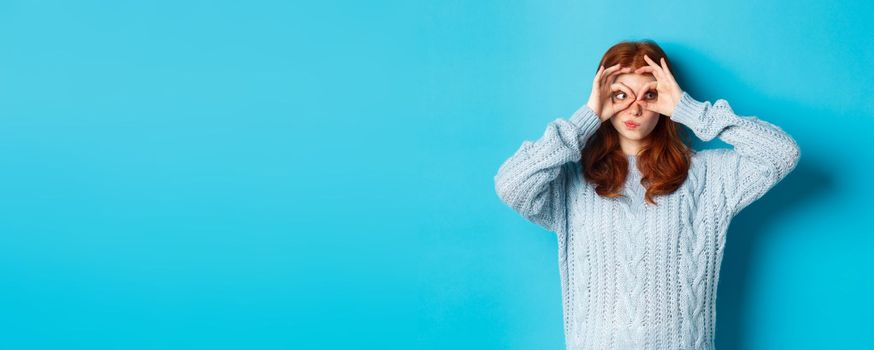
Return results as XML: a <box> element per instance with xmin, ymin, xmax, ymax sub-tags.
<box><xmin>608</xmin><ymin>72</ymin><xmax>661</xmax><ymax>141</ymax></box>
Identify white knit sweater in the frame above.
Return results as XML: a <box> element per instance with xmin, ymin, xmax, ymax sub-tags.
<box><xmin>493</xmin><ymin>91</ymin><xmax>801</xmax><ymax>350</ymax></box>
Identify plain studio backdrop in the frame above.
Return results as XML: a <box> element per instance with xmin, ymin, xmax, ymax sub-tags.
<box><xmin>1</xmin><ymin>0</ymin><xmax>872</xmax><ymax>349</ymax></box>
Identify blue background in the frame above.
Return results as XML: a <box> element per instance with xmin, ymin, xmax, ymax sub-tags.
<box><xmin>1</xmin><ymin>0</ymin><xmax>872</xmax><ymax>349</ymax></box>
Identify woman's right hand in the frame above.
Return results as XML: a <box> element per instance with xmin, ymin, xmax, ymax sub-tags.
<box><xmin>586</xmin><ymin>63</ymin><xmax>635</xmax><ymax>122</ymax></box>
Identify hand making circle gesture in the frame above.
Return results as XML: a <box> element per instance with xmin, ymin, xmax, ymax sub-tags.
<box><xmin>633</xmin><ymin>55</ymin><xmax>685</xmax><ymax>117</ymax></box>
<box><xmin>586</xmin><ymin>63</ymin><xmax>637</xmax><ymax>122</ymax></box>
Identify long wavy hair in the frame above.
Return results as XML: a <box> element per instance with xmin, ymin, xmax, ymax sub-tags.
<box><xmin>582</xmin><ymin>40</ymin><xmax>693</xmax><ymax>205</ymax></box>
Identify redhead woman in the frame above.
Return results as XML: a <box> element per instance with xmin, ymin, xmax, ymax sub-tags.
<box><xmin>493</xmin><ymin>40</ymin><xmax>800</xmax><ymax>350</ymax></box>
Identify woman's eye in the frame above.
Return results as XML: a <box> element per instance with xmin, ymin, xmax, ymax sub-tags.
<box><xmin>645</xmin><ymin>91</ymin><xmax>658</xmax><ymax>99</ymax></box>
<box><xmin>613</xmin><ymin>91</ymin><xmax>627</xmax><ymax>99</ymax></box>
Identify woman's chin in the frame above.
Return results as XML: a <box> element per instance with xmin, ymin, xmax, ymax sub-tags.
<box><xmin>619</xmin><ymin>132</ymin><xmax>650</xmax><ymax>141</ymax></box>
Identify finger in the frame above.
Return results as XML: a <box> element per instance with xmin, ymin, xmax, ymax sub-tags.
<box><xmin>593</xmin><ymin>65</ymin><xmax>605</xmax><ymax>85</ymax></box>
<box><xmin>637</xmin><ymin>68</ymin><xmax>662</xmax><ymax>86</ymax></box>
<box><xmin>601</xmin><ymin>64</ymin><xmax>623</xmax><ymax>82</ymax></box>
<box><xmin>635</xmin><ymin>81</ymin><xmax>658</xmax><ymax>101</ymax></box>
<box><xmin>641</xmin><ymin>95</ymin><xmax>661</xmax><ymax>113</ymax></box>
<box><xmin>616</xmin><ymin>81</ymin><xmax>634</xmax><ymax>91</ymax></box>
<box><xmin>617</xmin><ymin>82</ymin><xmax>637</xmax><ymax>101</ymax></box>
<box><xmin>660</xmin><ymin>57</ymin><xmax>674</xmax><ymax>78</ymax></box>
<box><xmin>594</xmin><ymin>64</ymin><xmax>612</xmax><ymax>86</ymax></box>
<box><xmin>646</xmin><ymin>60</ymin><xmax>663</xmax><ymax>81</ymax></box>
<box><xmin>620</xmin><ymin>96</ymin><xmax>637</xmax><ymax>110</ymax></box>
<box><xmin>615</xmin><ymin>90</ymin><xmax>636</xmax><ymax>108</ymax></box>
<box><xmin>635</xmin><ymin>66</ymin><xmax>655</xmax><ymax>74</ymax></box>
<box><xmin>638</xmin><ymin>99</ymin><xmax>656</xmax><ymax>113</ymax></box>
<box><xmin>660</xmin><ymin>57</ymin><xmax>670</xmax><ymax>74</ymax></box>
<box><xmin>643</xmin><ymin>54</ymin><xmax>659</xmax><ymax>68</ymax></box>
<box><xmin>600</xmin><ymin>63</ymin><xmax>621</xmax><ymax>80</ymax></box>
<box><xmin>610</xmin><ymin>82</ymin><xmax>633</xmax><ymax>95</ymax></box>
<box><xmin>603</xmin><ymin>67</ymin><xmax>632</xmax><ymax>86</ymax></box>
<box><xmin>605</xmin><ymin>67</ymin><xmax>632</xmax><ymax>82</ymax></box>
<box><xmin>643</xmin><ymin>55</ymin><xmax>664</xmax><ymax>78</ymax></box>
<box><xmin>609</xmin><ymin>83</ymin><xmax>635</xmax><ymax>102</ymax></box>
<box><xmin>634</xmin><ymin>66</ymin><xmax>658</xmax><ymax>80</ymax></box>
<box><xmin>659</xmin><ymin>57</ymin><xmax>678</xmax><ymax>84</ymax></box>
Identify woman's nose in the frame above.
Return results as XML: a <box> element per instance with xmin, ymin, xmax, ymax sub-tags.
<box><xmin>630</xmin><ymin>102</ymin><xmax>641</xmax><ymax>116</ymax></box>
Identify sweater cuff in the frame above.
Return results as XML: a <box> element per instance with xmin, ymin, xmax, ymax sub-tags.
<box><xmin>670</xmin><ymin>91</ymin><xmax>708</xmax><ymax>129</ymax></box>
<box><xmin>569</xmin><ymin>103</ymin><xmax>602</xmax><ymax>135</ymax></box>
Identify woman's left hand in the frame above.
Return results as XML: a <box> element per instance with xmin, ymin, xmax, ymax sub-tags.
<box><xmin>634</xmin><ymin>55</ymin><xmax>684</xmax><ymax>117</ymax></box>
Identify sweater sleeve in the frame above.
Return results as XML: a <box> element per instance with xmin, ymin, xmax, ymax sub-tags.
<box><xmin>493</xmin><ymin>103</ymin><xmax>603</xmax><ymax>232</ymax></box>
<box><xmin>670</xmin><ymin>91</ymin><xmax>801</xmax><ymax>216</ymax></box>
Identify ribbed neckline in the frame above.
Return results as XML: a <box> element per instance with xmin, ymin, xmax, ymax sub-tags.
<box><xmin>626</xmin><ymin>154</ymin><xmax>641</xmax><ymax>181</ymax></box>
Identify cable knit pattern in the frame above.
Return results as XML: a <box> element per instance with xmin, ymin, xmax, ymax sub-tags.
<box><xmin>493</xmin><ymin>91</ymin><xmax>801</xmax><ymax>350</ymax></box>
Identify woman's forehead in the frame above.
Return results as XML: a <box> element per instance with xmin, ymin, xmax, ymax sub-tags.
<box><xmin>612</xmin><ymin>73</ymin><xmax>656</xmax><ymax>87</ymax></box>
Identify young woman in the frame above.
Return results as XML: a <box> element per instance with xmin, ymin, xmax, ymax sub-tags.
<box><xmin>493</xmin><ymin>40</ymin><xmax>801</xmax><ymax>350</ymax></box>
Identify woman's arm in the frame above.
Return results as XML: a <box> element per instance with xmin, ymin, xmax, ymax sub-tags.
<box><xmin>493</xmin><ymin>103</ymin><xmax>603</xmax><ymax>232</ymax></box>
<box><xmin>670</xmin><ymin>91</ymin><xmax>802</xmax><ymax>216</ymax></box>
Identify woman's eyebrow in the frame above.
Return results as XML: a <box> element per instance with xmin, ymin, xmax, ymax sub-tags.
<box><xmin>618</xmin><ymin>82</ymin><xmax>636</xmax><ymax>92</ymax></box>
<box><xmin>638</xmin><ymin>85</ymin><xmax>657</xmax><ymax>92</ymax></box>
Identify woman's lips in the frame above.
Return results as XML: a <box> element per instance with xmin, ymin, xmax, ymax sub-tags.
<box><xmin>624</xmin><ymin>121</ymin><xmax>640</xmax><ymax>129</ymax></box>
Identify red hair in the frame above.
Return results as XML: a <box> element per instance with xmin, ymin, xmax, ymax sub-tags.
<box><xmin>582</xmin><ymin>40</ymin><xmax>693</xmax><ymax>205</ymax></box>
